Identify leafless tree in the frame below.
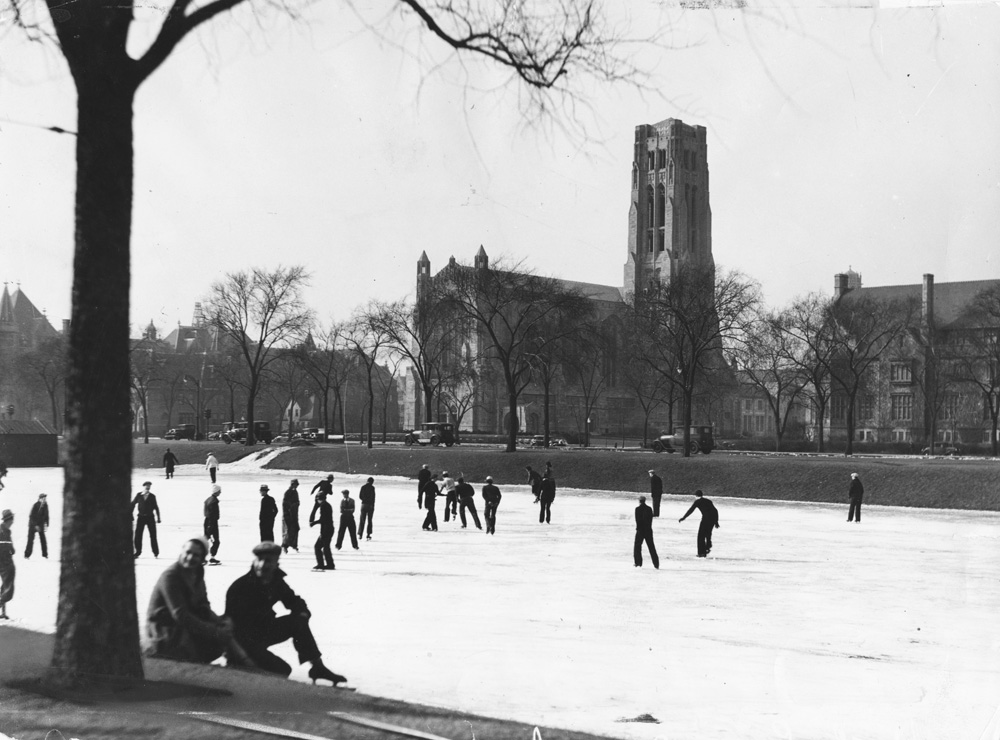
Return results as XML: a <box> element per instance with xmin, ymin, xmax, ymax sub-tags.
<box><xmin>345</xmin><ymin>305</ymin><xmax>394</xmax><ymax>449</ymax></box>
<box><xmin>631</xmin><ymin>264</ymin><xmax>760</xmax><ymax>456</ymax></box>
<box><xmin>441</xmin><ymin>257</ymin><xmax>590</xmax><ymax>452</ymax></box>
<box><xmin>16</xmin><ymin>335</ymin><xmax>68</xmax><ymax>434</ymax></box>
<box><xmin>300</xmin><ymin>322</ymin><xmax>353</xmax><ymax>435</ymax></box>
<box><xmin>558</xmin><ymin>323</ymin><xmax>608</xmax><ymax>447</ymax></box>
<box><xmin>204</xmin><ymin>266</ymin><xmax>313</xmax><ymax>445</ymax></box>
<box><xmin>266</xmin><ymin>346</ymin><xmax>311</xmax><ymax>435</ymax></box>
<box><xmin>127</xmin><ymin>336</ymin><xmax>167</xmax><ymax>443</ymax></box>
<box><xmin>952</xmin><ymin>284</ymin><xmax>1000</xmax><ymax>455</ymax></box>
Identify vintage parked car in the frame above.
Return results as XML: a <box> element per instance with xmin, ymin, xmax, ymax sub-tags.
<box><xmin>529</xmin><ymin>435</ymin><xmax>569</xmax><ymax>447</ymax></box>
<box><xmin>404</xmin><ymin>422</ymin><xmax>456</xmax><ymax>447</ymax></box>
<box><xmin>221</xmin><ymin>421</ymin><xmax>274</xmax><ymax>444</ymax></box>
<box><xmin>921</xmin><ymin>444</ymin><xmax>962</xmax><ymax>456</ymax></box>
<box><xmin>164</xmin><ymin>424</ymin><xmax>196</xmax><ymax>441</ymax></box>
<box><xmin>651</xmin><ymin>425</ymin><xmax>715</xmax><ymax>455</ymax></box>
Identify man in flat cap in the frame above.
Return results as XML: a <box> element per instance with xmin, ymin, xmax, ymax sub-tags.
<box><xmin>358</xmin><ymin>478</ymin><xmax>376</xmax><ymax>541</ymax></box>
<box><xmin>24</xmin><ymin>493</ymin><xmax>49</xmax><ymax>559</ymax></box>
<box><xmin>259</xmin><ymin>484</ymin><xmax>278</xmax><ymax>543</ymax></box>
<box><xmin>481</xmin><ymin>476</ymin><xmax>501</xmax><ymax>535</ymax></box>
<box><xmin>634</xmin><ymin>496</ymin><xmax>659</xmax><ymax>569</ymax></box>
<box><xmin>281</xmin><ymin>479</ymin><xmax>301</xmax><ymax>554</ymax></box>
<box><xmin>131</xmin><ymin>481</ymin><xmax>161</xmax><ymax>558</ymax></box>
<box><xmin>225</xmin><ymin>542</ymin><xmax>347</xmax><ymax>686</ymax></box>
<box><xmin>648</xmin><ymin>469</ymin><xmax>663</xmax><ymax>517</ymax></box>
<box><xmin>335</xmin><ymin>489</ymin><xmax>358</xmax><ymax>550</ymax></box>
<box><xmin>0</xmin><ymin>509</ymin><xmax>14</xmax><ymax>619</ymax></box>
<box><xmin>204</xmin><ymin>484</ymin><xmax>223</xmax><ymax>565</ymax></box>
<box><xmin>847</xmin><ymin>473</ymin><xmax>864</xmax><ymax>522</ymax></box>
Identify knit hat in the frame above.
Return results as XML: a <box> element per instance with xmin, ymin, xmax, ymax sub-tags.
<box><xmin>211</xmin><ymin>484</ymin><xmax>221</xmax><ymax>494</ymax></box>
<box><xmin>185</xmin><ymin>536</ymin><xmax>210</xmax><ymax>557</ymax></box>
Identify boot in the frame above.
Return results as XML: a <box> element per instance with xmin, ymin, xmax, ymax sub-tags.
<box><xmin>308</xmin><ymin>661</ymin><xmax>346</xmax><ymax>686</ymax></box>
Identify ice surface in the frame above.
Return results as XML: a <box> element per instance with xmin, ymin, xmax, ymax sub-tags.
<box><xmin>2</xmin><ymin>457</ymin><xmax>998</xmax><ymax>740</ymax></box>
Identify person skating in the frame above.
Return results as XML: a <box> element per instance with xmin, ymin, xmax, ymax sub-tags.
<box><xmin>204</xmin><ymin>484</ymin><xmax>223</xmax><ymax>564</ymax></box>
<box><xmin>526</xmin><ymin>466</ymin><xmax>543</xmax><ymax>503</ymax></box>
<box><xmin>225</xmin><ymin>542</ymin><xmax>347</xmax><ymax>685</ymax></box>
<box><xmin>421</xmin><ymin>475</ymin><xmax>440</xmax><ymax>531</ymax></box>
<box><xmin>648</xmin><ymin>470</ymin><xmax>663</xmax><ymax>517</ymax></box>
<box><xmin>309</xmin><ymin>491</ymin><xmax>335</xmax><ymax>570</ymax></box>
<box><xmin>0</xmin><ymin>461</ymin><xmax>7</xmax><ymax>492</ymax></box>
<box><xmin>847</xmin><ymin>473</ymin><xmax>864</xmax><ymax>522</ymax></box>
<box><xmin>311</xmin><ymin>474</ymin><xmax>335</xmax><ymax>500</ymax></box>
<box><xmin>634</xmin><ymin>496</ymin><xmax>659</xmax><ymax>569</ymax></box>
<box><xmin>205</xmin><ymin>453</ymin><xmax>219</xmax><ymax>484</ymax></box>
<box><xmin>132</xmin><ymin>481</ymin><xmax>162</xmax><ymax>558</ymax></box>
<box><xmin>24</xmin><ymin>493</ymin><xmax>49</xmax><ymax>559</ymax></box>
<box><xmin>358</xmin><ymin>478</ymin><xmax>376</xmax><ymax>541</ymax></box>
<box><xmin>259</xmin><ymin>484</ymin><xmax>278</xmax><ymax>543</ymax></box>
<box><xmin>335</xmin><ymin>489</ymin><xmax>359</xmax><ymax>550</ymax></box>
<box><xmin>456</xmin><ymin>477</ymin><xmax>482</xmax><ymax>529</ymax></box>
<box><xmin>481</xmin><ymin>476</ymin><xmax>501</xmax><ymax>535</ymax></box>
<box><xmin>417</xmin><ymin>464</ymin><xmax>431</xmax><ymax>509</ymax></box>
<box><xmin>0</xmin><ymin>510</ymin><xmax>14</xmax><ymax>619</ymax></box>
<box><xmin>146</xmin><ymin>537</ymin><xmax>253</xmax><ymax>667</ymax></box>
<box><xmin>539</xmin><ymin>472</ymin><xmax>556</xmax><ymax>524</ymax></box>
<box><xmin>282</xmin><ymin>479</ymin><xmax>301</xmax><ymax>553</ymax></box>
<box><xmin>678</xmin><ymin>490</ymin><xmax>719</xmax><ymax>557</ymax></box>
<box><xmin>163</xmin><ymin>448</ymin><xmax>179</xmax><ymax>479</ymax></box>
<box><xmin>441</xmin><ymin>471</ymin><xmax>458</xmax><ymax>522</ymax></box>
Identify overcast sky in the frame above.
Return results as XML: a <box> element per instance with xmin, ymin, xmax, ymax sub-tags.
<box><xmin>2</xmin><ymin>1</ymin><xmax>998</xmax><ymax>334</ymax></box>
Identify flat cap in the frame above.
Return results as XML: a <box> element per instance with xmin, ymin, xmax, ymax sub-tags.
<box><xmin>252</xmin><ymin>541</ymin><xmax>282</xmax><ymax>557</ymax></box>
<box><xmin>485</xmin><ymin>476</ymin><xmax>493</xmax><ymax>483</ymax></box>
<box><xmin>1</xmin><ymin>509</ymin><xmax>12</xmax><ymax>521</ymax></box>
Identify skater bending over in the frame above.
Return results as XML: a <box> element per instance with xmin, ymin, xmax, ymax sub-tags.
<box><xmin>678</xmin><ymin>490</ymin><xmax>719</xmax><ymax>557</ymax></box>
<box><xmin>225</xmin><ymin>542</ymin><xmax>346</xmax><ymax>685</ymax></box>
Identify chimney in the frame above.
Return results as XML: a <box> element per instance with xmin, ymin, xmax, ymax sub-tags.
<box><xmin>922</xmin><ymin>274</ymin><xmax>934</xmax><ymax>328</ymax></box>
<box><xmin>834</xmin><ymin>273</ymin><xmax>849</xmax><ymax>300</ymax></box>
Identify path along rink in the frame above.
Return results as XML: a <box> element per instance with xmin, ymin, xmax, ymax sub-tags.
<box><xmin>1</xmin><ymin>452</ymin><xmax>998</xmax><ymax>740</ymax></box>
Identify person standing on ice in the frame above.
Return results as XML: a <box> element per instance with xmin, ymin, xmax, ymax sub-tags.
<box><xmin>422</xmin><ymin>474</ymin><xmax>440</xmax><ymax>531</ymax></box>
<box><xmin>525</xmin><ymin>466</ymin><xmax>543</xmax><ymax>503</ymax></box>
<box><xmin>456</xmin><ymin>476</ymin><xmax>482</xmax><ymax>529</ymax></box>
<box><xmin>358</xmin><ymin>477</ymin><xmax>376</xmax><ymax>541</ymax></box>
<box><xmin>24</xmin><ymin>493</ymin><xmax>50</xmax><ymax>559</ymax></box>
<box><xmin>162</xmin><ymin>448</ymin><xmax>179</xmax><ymax>479</ymax></box>
<box><xmin>539</xmin><ymin>471</ymin><xmax>556</xmax><ymax>524</ymax></box>
<box><xmin>309</xmin><ymin>491</ymin><xmax>335</xmax><ymax>570</ymax></box>
<box><xmin>441</xmin><ymin>471</ymin><xmax>458</xmax><ymax>522</ymax></box>
<box><xmin>648</xmin><ymin>469</ymin><xmax>663</xmax><ymax>517</ymax></box>
<box><xmin>0</xmin><ymin>509</ymin><xmax>15</xmax><ymax>619</ymax></box>
<box><xmin>847</xmin><ymin>473</ymin><xmax>864</xmax><ymax>522</ymax></box>
<box><xmin>417</xmin><ymin>464</ymin><xmax>431</xmax><ymax>509</ymax></box>
<box><xmin>282</xmin><ymin>479</ymin><xmax>301</xmax><ymax>553</ymax></box>
<box><xmin>335</xmin><ymin>489</ymin><xmax>359</xmax><ymax>550</ymax></box>
<box><xmin>204</xmin><ymin>484</ymin><xmax>223</xmax><ymax>564</ymax></box>
<box><xmin>205</xmin><ymin>453</ymin><xmax>219</xmax><ymax>484</ymax></box>
<box><xmin>481</xmin><ymin>476</ymin><xmax>501</xmax><ymax>535</ymax></box>
<box><xmin>678</xmin><ymin>490</ymin><xmax>719</xmax><ymax>557</ymax></box>
<box><xmin>131</xmin><ymin>481</ymin><xmax>161</xmax><ymax>558</ymax></box>
<box><xmin>634</xmin><ymin>496</ymin><xmax>659</xmax><ymax>568</ymax></box>
<box><xmin>258</xmin><ymin>484</ymin><xmax>278</xmax><ymax>543</ymax></box>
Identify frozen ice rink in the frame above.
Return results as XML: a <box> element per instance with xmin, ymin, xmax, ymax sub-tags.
<box><xmin>2</xmin><ymin>453</ymin><xmax>999</xmax><ymax>740</ymax></box>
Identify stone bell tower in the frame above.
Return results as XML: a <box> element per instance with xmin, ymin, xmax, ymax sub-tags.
<box><xmin>623</xmin><ymin>118</ymin><xmax>714</xmax><ymax>296</ymax></box>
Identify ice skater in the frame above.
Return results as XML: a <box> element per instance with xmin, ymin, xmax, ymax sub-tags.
<box><xmin>358</xmin><ymin>477</ymin><xmax>375</xmax><ymax>541</ymax></box>
<box><xmin>847</xmin><ymin>473</ymin><xmax>864</xmax><ymax>522</ymax></box>
<box><xmin>648</xmin><ymin>469</ymin><xmax>663</xmax><ymax>517</ymax></box>
<box><xmin>0</xmin><ymin>509</ymin><xmax>14</xmax><ymax>619</ymax></box>
<box><xmin>441</xmin><ymin>471</ymin><xmax>458</xmax><ymax>522</ymax></box>
<box><xmin>422</xmin><ymin>474</ymin><xmax>440</xmax><ymax>531</ymax></box>
<box><xmin>526</xmin><ymin>466</ymin><xmax>543</xmax><ymax>503</ymax></box>
<box><xmin>678</xmin><ymin>490</ymin><xmax>719</xmax><ymax>557</ymax></box>
<box><xmin>24</xmin><ymin>493</ymin><xmax>49</xmax><ymax>559</ymax></box>
<box><xmin>205</xmin><ymin>453</ymin><xmax>219</xmax><ymax>483</ymax></box>
<box><xmin>309</xmin><ymin>491</ymin><xmax>335</xmax><ymax>570</ymax></box>
<box><xmin>162</xmin><ymin>448</ymin><xmax>179</xmax><ymax>479</ymax></box>
<box><xmin>634</xmin><ymin>496</ymin><xmax>659</xmax><ymax>568</ymax></box>
<box><xmin>282</xmin><ymin>479</ymin><xmax>301</xmax><ymax>553</ymax></box>
<box><xmin>131</xmin><ymin>481</ymin><xmax>161</xmax><ymax>558</ymax></box>
<box><xmin>225</xmin><ymin>542</ymin><xmax>347</xmax><ymax>685</ymax></box>
<box><xmin>259</xmin><ymin>484</ymin><xmax>278</xmax><ymax>542</ymax></box>
<box><xmin>539</xmin><ymin>472</ymin><xmax>556</xmax><ymax>524</ymax></box>
<box><xmin>335</xmin><ymin>489</ymin><xmax>358</xmax><ymax>550</ymax></box>
<box><xmin>482</xmin><ymin>476</ymin><xmax>501</xmax><ymax>535</ymax></box>
<box><xmin>456</xmin><ymin>477</ymin><xmax>482</xmax><ymax>529</ymax></box>
<box><xmin>311</xmin><ymin>474</ymin><xmax>334</xmax><ymax>500</ymax></box>
<box><xmin>417</xmin><ymin>464</ymin><xmax>431</xmax><ymax>509</ymax></box>
<box><xmin>204</xmin><ymin>484</ymin><xmax>223</xmax><ymax>564</ymax></box>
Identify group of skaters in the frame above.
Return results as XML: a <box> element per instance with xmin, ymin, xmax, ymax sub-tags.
<box><xmin>416</xmin><ymin>466</ymin><xmax>501</xmax><ymax>533</ymax></box>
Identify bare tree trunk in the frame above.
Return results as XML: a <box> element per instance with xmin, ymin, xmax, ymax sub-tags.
<box><xmin>506</xmin><ymin>392</ymin><xmax>519</xmax><ymax>452</ymax></box>
<box><xmin>51</xmin><ymin>80</ymin><xmax>144</xmax><ymax>685</ymax></box>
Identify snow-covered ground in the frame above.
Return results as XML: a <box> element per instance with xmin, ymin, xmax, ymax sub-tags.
<box><xmin>2</xmin><ymin>455</ymin><xmax>999</xmax><ymax>740</ymax></box>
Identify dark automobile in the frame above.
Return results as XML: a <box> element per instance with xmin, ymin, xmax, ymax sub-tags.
<box><xmin>164</xmin><ymin>424</ymin><xmax>196</xmax><ymax>441</ymax></box>
<box><xmin>221</xmin><ymin>421</ymin><xmax>274</xmax><ymax>444</ymax></box>
<box><xmin>651</xmin><ymin>425</ymin><xmax>715</xmax><ymax>455</ymax></box>
<box><xmin>404</xmin><ymin>422</ymin><xmax>456</xmax><ymax>447</ymax></box>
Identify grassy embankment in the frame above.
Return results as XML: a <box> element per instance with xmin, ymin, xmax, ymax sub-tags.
<box><xmin>132</xmin><ymin>440</ymin><xmax>1000</xmax><ymax>511</ymax></box>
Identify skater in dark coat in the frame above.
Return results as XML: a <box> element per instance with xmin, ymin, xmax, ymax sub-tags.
<box><xmin>456</xmin><ymin>477</ymin><xmax>482</xmax><ymax>529</ymax></box>
<box><xmin>678</xmin><ymin>490</ymin><xmax>719</xmax><ymax>557</ymax></box>
<box><xmin>282</xmin><ymin>479</ymin><xmax>301</xmax><ymax>553</ymax></box>
<box><xmin>204</xmin><ymin>484</ymin><xmax>222</xmax><ymax>564</ymax></box>
<box><xmin>163</xmin><ymin>448</ymin><xmax>179</xmax><ymax>479</ymax></box>
<box><xmin>335</xmin><ymin>489</ymin><xmax>359</xmax><ymax>550</ymax></box>
<box><xmin>145</xmin><ymin>537</ymin><xmax>252</xmax><ymax>666</ymax></box>
<box><xmin>309</xmin><ymin>491</ymin><xmax>335</xmax><ymax>570</ymax></box>
<box><xmin>311</xmin><ymin>474</ymin><xmax>334</xmax><ymax>500</ymax></box>
<box><xmin>526</xmin><ymin>466</ymin><xmax>543</xmax><ymax>503</ymax></box>
<box><xmin>539</xmin><ymin>473</ymin><xmax>556</xmax><ymax>524</ymax></box>
<box><xmin>417</xmin><ymin>464</ymin><xmax>431</xmax><ymax>509</ymax></box>
<box><xmin>422</xmin><ymin>476</ymin><xmax>440</xmax><ymax>531</ymax></box>
<box><xmin>358</xmin><ymin>478</ymin><xmax>376</xmax><ymax>541</ymax></box>
<box><xmin>225</xmin><ymin>542</ymin><xmax>346</xmax><ymax>685</ymax></box>
<box><xmin>847</xmin><ymin>473</ymin><xmax>864</xmax><ymax>522</ymax></box>
<box><xmin>648</xmin><ymin>470</ymin><xmax>663</xmax><ymax>517</ymax></box>
<box><xmin>132</xmin><ymin>481</ymin><xmax>162</xmax><ymax>558</ymax></box>
<box><xmin>0</xmin><ymin>510</ymin><xmax>14</xmax><ymax>619</ymax></box>
<box><xmin>259</xmin><ymin>485</ymin><xmax>278</xmax><ymax>543</ymax></box>
<box><xmin>481</xmin><ymin>477</ymin><xmax>501</xmax><ymax>535</ymax></box>
<box><xmin>24</xmin><ymin>493</ymin><xmax>49</xmax><ymax>559</ymax></box>
<box><xmin>634</xmin><ymin>496</ymin><xmax>659</xmax><ymax>568</ymax></box>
